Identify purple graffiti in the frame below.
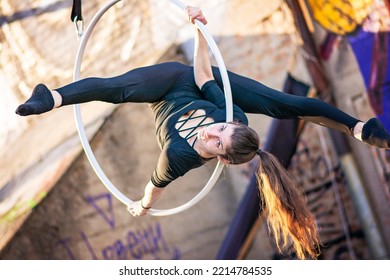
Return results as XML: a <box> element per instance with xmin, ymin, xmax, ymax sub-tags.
<box><xmin>101</xmin><ymin>223</ymin><xmax>180</xmax><ymax>260</ymax></box>
<box><xmin>57</xmin><ymin>237</ymin><xmax>75</xmax><ymax>260</ymax></box>
<box><xmin>80</xmin><ymin>231</ymin><xmax>98</xmax><ymax>260</ymax></box>
<box><xmin>57</xmin><ymin>222</ymin><xmax>181</xmax><ymax>260</ymax></box>
<box><xmin>85</xmin><ymin>193</ymin><xmax>115</xmax><ymax>229</ymax></box>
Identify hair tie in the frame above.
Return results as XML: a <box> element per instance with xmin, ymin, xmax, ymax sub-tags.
<box><xmin>256</xmin><ymin>149</ymin><xmax>262</xmax><ymax>156</ymax></box>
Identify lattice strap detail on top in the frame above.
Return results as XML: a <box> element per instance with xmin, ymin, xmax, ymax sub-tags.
<box><xmin>176</xmin><ymin>109</ymin><xmax>215</xmax><ymax>142</ymax></box>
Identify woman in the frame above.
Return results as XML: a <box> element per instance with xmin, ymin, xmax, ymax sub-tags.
<box><xmin>16</xmin><ymin>6</ymin><xmax>390</xmax><ymax>259</ymax></box>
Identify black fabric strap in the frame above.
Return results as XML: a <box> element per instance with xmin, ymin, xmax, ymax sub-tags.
<box><xmin>71</xmin><ymin>0</ymin><xmax>83</xmax><ymax>22</ymax></box>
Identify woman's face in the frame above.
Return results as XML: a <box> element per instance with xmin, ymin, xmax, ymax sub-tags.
<box><xmin>196</xmin><ymin>122</ymin><xmax>235</xmax><ymax>159</ymax></box>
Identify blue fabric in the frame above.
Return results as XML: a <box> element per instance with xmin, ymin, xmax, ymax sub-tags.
<box><xmin>348</xmin><ymin>29</ymin><xmax>390</xmax><ymax>132</ymax></box>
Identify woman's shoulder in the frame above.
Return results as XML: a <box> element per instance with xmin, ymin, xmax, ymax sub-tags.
<box><xmin>165</xmin><ymin>137</ymin><xmax>193</xmax><ymax>154</ymax></box>
<box><xmin>162</xmin><ymin>140</ymin><xmax>203</xmax><ymax>171</ymax></box>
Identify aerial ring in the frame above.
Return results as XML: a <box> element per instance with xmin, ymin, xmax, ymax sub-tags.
<box><xmin>73</xmin><ymin>0</ymin><xmax>233</xmax><ymax>216</ymax></box>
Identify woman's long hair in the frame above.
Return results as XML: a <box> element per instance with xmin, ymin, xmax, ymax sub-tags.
<box><xmin>223</xmin><ymin>122</ymin><xmax>320</xmax><ymax>259</ymax></box>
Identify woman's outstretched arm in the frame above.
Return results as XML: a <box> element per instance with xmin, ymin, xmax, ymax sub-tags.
<box><xmin>186</xmin><ymin>6</ymin><xmax>212</xmax><ymax>89</ymax></box>
<box><xmin>127</xmin><ymin>180</ymin><xmax>164</xmax><ymax>216</ymax></box>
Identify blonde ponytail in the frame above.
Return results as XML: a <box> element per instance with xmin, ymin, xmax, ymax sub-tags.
<box><xmin>256</xmin><ymin>150</ymin><xmax>320</xmax><ymax>259</ymax></box>
<box><xmin>225</xmin><ymin>123</ymin><xmax>320</xmax><ymax>259</ymax></box>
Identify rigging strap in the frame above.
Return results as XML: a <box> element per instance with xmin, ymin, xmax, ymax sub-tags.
<box><xmin>71</xmin><ymin>0</ymin><xmax>84</xmax><ymax>36</ymax></box>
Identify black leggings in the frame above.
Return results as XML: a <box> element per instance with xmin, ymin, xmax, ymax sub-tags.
<box><xmin>56</xmin><ymin>62</ymin><xmax>359</xmax><ymax>135</ymax></box>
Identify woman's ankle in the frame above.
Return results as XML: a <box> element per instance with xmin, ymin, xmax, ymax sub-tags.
<box><xmin>51</xmin><ymin>90</ymin><xmax>62</xmax><ymax>108</ymax></box>
<box><xmin>353</xmin><ymin>121</ymin><xmax>364</xmax><ymax>141</ymax></box>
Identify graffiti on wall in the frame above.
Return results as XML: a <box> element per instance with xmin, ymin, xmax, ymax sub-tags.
<box><xmin>0</xmin><ymin>191</ymin><xmax>47</xmax><ymax>225</ymax></box>
<box><xmin>308</xmin><ymin>0</ymin><xmax>374</xmax><ymax>36</ymax></box>
<box><xmin>309</xmin><ymin>0</ymin><xmax>390</xmax><ymax>132</ymax></box>
<box><xmin>56</xmin><ymin>191</ymin><xmax>180</xmax><ymax>260</ymax></box>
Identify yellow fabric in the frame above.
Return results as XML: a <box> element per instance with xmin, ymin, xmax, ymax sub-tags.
<box><xmin>308</xmin><ymin>0</ymin><xmax>375</xmax><ymax>35</ymax></box>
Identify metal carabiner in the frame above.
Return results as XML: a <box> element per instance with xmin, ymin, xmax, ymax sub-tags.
<box><xmin>73</xmin><ymin>16</ymin><xmax>84</xmax><ymax>37</ymax></box>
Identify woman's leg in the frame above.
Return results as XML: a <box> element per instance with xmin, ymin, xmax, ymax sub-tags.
<box><xmin>16</xmin><ymin>62</ymin><xmax>190</xmax><ymax>116</ymax></box>
<box><xmin>212</xmin><ymin>67</ymin><xmax>359</xmax><ymax>134</ymax></box>
<box><xmin>211</xmin><ymin>67</ymin><xmax>390</xmax><ymax>148</ymax></box>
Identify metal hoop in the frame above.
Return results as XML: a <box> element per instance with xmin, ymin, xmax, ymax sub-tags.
<box><xmin>73</xmin><ymin>0</ymin><xmax>233</xmax><ymax>216</ymax></box>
